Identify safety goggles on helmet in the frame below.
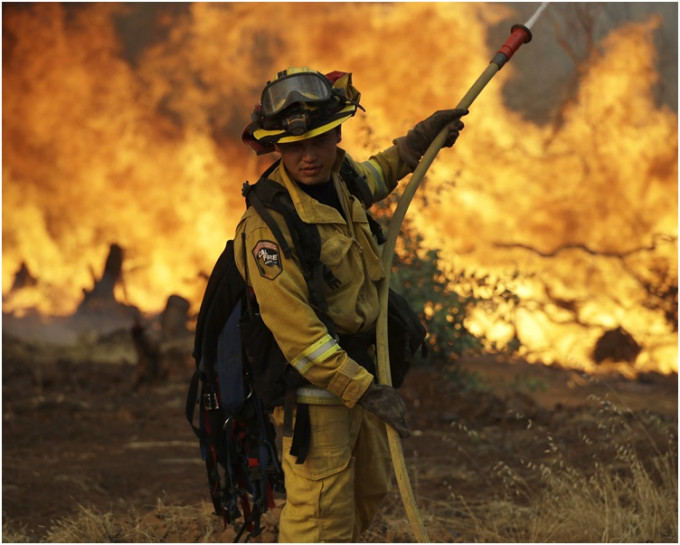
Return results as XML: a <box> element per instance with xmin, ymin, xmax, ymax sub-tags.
<box><xmin>260</xmin><ymin>70</ymin><xmax>333</xmax><ymax>118</ymax></box>
<box><xmin>243</xmin><ymin>69</ymin><xmax>362</xmax><ymax>155</ymax></box>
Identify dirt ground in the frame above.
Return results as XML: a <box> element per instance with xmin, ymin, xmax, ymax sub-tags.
<box><xmin>1</xmin><ymin>323</ymin><xmax>677</xmax><ymax>542</ymax></box>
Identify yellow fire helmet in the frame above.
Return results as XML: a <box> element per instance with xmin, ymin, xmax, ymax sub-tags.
<box><xmin>242</xmin><ymin>67</ymin><xmax>363</xmax><ymax>155</ymax></box>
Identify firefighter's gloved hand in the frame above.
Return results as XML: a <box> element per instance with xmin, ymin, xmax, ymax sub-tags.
<box><xmin>394</xmin><ymin>109</ymin><xmax>468</xmax><ymax>169</ymax></box>
<box><xmin>357</xmin><ymin>382</ymin><xmax>410</xmax><ymax>438</ymax></box>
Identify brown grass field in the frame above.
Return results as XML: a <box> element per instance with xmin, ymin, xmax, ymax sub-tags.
<box><xmin>2</xmin><ymin>331</ymin><xmax>677</xmax><ymax>543</ymax></box>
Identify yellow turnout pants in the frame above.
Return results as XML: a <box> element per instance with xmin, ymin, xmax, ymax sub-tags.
<box><xmin>272</xmin><ymin>403</ymin><xmax>392</xmax><ymax>542</ymax></box>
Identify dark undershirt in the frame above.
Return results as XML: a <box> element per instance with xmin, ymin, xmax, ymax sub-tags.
<box><xmin>297</xmin><ymin>179</ymin><xmax>346</xmax><ymax>219</ymax></box>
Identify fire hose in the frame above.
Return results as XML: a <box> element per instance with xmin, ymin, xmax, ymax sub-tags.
<box><xmin>375</xmin><ymin>3</ymin><xmax>549</xmax><ymax>542</ymax></box>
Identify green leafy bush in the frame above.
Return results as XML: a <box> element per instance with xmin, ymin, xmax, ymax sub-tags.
<box><xmin>387</xmin><ymin>218</ymin><xmax>521</xmax><ymax>367</ymax></box>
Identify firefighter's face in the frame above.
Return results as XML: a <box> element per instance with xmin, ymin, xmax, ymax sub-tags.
<box><xmin>275</xmin><ymin>128</ymin><xmax>341</xmax><ymax>185</ymax></box>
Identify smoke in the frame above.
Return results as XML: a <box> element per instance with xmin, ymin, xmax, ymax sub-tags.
<box><xmin>490</xmin><ymin>2</ymin><xmax>678</xmax><ymax>123</ymax></box>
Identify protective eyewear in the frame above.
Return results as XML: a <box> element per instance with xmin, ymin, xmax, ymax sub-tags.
<box><xmin>260</xmin><ymin>72</ymin><xmax>333</xmax><ymax>117</ymax></box>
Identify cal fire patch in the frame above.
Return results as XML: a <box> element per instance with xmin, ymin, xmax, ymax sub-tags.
<box><xmin>252</xmin><ymin>240</ymin><xmax>283</xmax><ymax>280</ymax></box>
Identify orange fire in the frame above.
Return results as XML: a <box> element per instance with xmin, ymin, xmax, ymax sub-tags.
<box><xmin>3</xmin><ymin>3</ymin><xmax>677</xmax><ymax>375</ymax></box>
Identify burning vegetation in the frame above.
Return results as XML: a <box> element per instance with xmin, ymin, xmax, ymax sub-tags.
<box><xmin>2</xmin><ymin>3</ymin><xmax>677</xmax><ymax>377</ymax></box>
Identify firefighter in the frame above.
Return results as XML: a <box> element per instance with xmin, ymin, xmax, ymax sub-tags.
<box><xmin>235</xmin><ymin>67</ymin><xmax>466</xmax><ymax>542</ymax></box>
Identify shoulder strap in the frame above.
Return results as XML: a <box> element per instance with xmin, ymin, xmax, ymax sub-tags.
<box><xmin>242</xmin><ymin>180</ymin><xmax>294</xmax><ymax>260</ymax></box>
<box><xmin>241</xmin><ymin>164</ymin><xmax>337</xmax><ymax>337</ymax></box>
<box><xmin>339</xmin><ymin>157</ymin><xmax>387</xmax><ymax>245</ymax></box>
<box><xmin>339</xmin><ymin>157</ymin><xmax>373</xmax><ymax>207</ymax></box>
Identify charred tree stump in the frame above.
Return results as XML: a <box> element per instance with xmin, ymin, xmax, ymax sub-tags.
<box><xmin>10</xmin><ymin>262</ymin><xmax>38</xmax><ymax>291</ymax></box>
<box><xmin>78</xmin><ymin>243</ymin><xmax>125</xmax><ymax>313</ymax></box>
<box><xmin>160</xmin><ymin>294</ymin><xmax>191</xmax><ymax>342</ymax></box>
<box><xmin>131</xmin><ymin>318</ymin><xmax>165</xmax><ymax>389</ymax></box>
<box><xmin>159</xmin><ymin>294</ymin><xmax>193</xmax><ymax>377</ymax></box>
<box><xmin>593</xmin><ymin>326</ymin><xmax>642</xmax><ymax>364</ymax></box>
<box><xmin>131</xmin><ymin>295</ymin><xmax>193</xmax><ymax>388</ymax></box>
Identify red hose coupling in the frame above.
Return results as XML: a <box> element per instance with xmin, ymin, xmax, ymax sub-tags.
<box><xmin>498</xmin><ymin>24</ymin><xmax>532</xmax><ymax>60</ymax></box>
<box><xmin>490</xmin><ymin>23</ymin><xmax>533</xmax><ymax>69</ymax></box>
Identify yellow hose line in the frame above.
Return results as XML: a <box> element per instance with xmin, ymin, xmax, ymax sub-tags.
<box><xmin>375</xmin><ymin>61</ymin><xmax>501</xmax><ymax>543</ymax></box>
<box><xmin>374</xmin><ymin>294</ymin><xmax>428</xmax><ymax>541</ymax></box>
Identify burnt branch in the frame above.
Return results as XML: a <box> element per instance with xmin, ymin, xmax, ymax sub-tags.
<box><xmin>494</xmin><ymin>234</ymin><xmax>678</xmax><ymax>330</ymax></box>
<box><xmin>493</xmin><ymin>234</ymin><xmax>675</xmax><ymax>259</ymax></box>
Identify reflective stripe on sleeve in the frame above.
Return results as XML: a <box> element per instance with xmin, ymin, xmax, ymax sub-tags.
<box><xmin>290</xmin><ymin>333</ymin><xmax>341</xmax><ymax>375</ymax></box>
<box><xmin>362</xmin><ymin>159</ymin><xmax>388</xmax><ymax>200</ymax></box>
<box><xmin>296</xmin><ymin>386</ymin><xmax>343</xmax><ymax>405</ymax></box>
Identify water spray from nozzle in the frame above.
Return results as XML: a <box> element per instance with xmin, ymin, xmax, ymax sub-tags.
<box><xmin>525</xmin><ymin>2</ymin><xmax>549</xmax><ymax>29</ymax></box>
<box><xmin>491</xmin><ymin>2</ymin><xmax>549</xmax><ymax>69</ymax></box>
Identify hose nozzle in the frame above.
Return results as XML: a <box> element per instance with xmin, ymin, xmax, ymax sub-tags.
<box><xmin>491</xmin><ymin>24</ymin><xmax>532</xmax><ymax>69</ymax></box>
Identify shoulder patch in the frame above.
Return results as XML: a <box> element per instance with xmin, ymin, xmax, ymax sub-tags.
<box><xmin>252</xmin><ymin>240</ymin><xmax>283</xmax><ymax>280</ymax></box>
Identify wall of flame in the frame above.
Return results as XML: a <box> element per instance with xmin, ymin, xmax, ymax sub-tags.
<box><xmin>2</xmin><ymin>3</ymin><xmax>677</xmax><ymax>375</ymax></box>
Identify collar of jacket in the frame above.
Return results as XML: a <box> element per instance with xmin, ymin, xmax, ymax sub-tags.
<box><xmin>275</xmin><ymin>148</ymin><xmax>349</xmax><ymax>225</ymax></box>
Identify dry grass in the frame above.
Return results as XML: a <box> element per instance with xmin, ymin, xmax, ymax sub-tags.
<box><xmin>0</xmin><ymin>500</ymin><xmax>222</xmax><ymax>543</ymax></box>
<box><xmin>453</xmin><ymin>441</ymin><xmax>677</xmax><ymax>542</ymax></box>
<box><xmin>1</xmin><ymin>521</ymin><xmax>32</xmax><ymax>544</ymax></box>
<box><xmin>1</xmin><ymin>499</ymin><xmax>278</xmax><ymax>543</ymax></box>
<box><xmin>3</xmin><ymin>401</ymin><xmax>676</xmax><ymax>543</ymax></box>
<box><xmin>43</xmin><ymin>504</ymin><xmax>154</xmax><ymax>543</ymax></box>
<box><xmin>364</xmin><ymin>395</ymin><xmax>678</xmax><ymax>543</ymax></box>
<box><xmin>51</xmin><ymin>500</ymin><xmax>232</xmax><ymax>543</ymax></box>
<box><xmin>437</xmin><ymin>397</ymin><xmax>678</xmax><ymax>543</ymax></box>
<box><xmin>3</xmin><ymin>442</ymin><xmax>675</xmax><ymax>543</ymax></box>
